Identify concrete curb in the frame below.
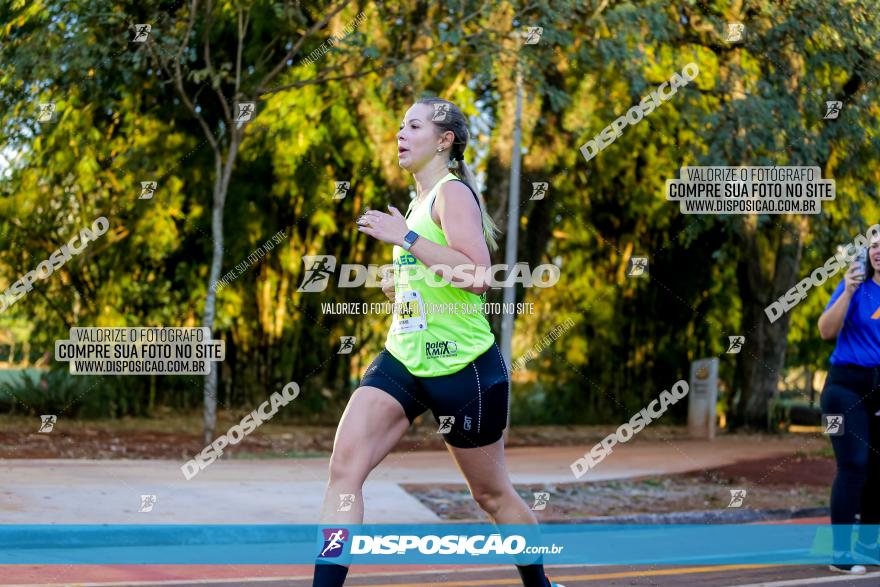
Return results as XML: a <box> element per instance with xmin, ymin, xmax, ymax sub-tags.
<box><xmin>542</xmin><ymin>506</ymin><xmax>830</xmax><ymax>525</ymax></box>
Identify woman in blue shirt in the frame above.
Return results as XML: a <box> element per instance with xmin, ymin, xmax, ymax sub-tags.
<box><xmin>818</xmin><ymin>234</ymin><xmax>880</xmax><ymax>574</ymax></box>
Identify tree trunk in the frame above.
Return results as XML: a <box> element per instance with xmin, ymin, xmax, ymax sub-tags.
<box><xmin>806</xmin><ymin>368</ymin><xmax>815</xmax><ymax>406</ymax></box>
<box><xmin>148</xmin><ymin>374</ymin><xmax>156</xmax><ymax>415</ymax></box>
<box><xmin>730</xmin><ymin>220</ymin><xmax>803</xmax><ymax>430</ymax></box>
<box><xmin>202</xmin><ymin>137</ymin><xmax>240</xmax><ymax>444</ymax></box>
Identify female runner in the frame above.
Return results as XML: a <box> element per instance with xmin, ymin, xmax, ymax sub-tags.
<box><xmin>311</xmin><ymin>97</ymin><xmax>564</xmax><ymax>587</ymax></box>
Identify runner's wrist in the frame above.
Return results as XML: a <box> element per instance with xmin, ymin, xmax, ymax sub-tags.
<box><xmin>401</xmin><ymin>230</ymin><xmax>420</xmax><ymax>250</ymax></box>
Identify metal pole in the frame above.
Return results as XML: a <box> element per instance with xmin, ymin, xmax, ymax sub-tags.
<box><xmin>501</xmin><ymin>62</ymin><xmax>523</xmax><ymax>443</ymax></box>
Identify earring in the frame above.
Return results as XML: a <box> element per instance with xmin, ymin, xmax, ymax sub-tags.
<box><xmin>437</xmin><ymin>148</ymin><xmax>444</xmax><ymax>152</ymax></box>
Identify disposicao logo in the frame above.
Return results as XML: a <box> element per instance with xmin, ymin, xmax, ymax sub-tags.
<box><xmin>319</xmin><ymin>528</ymin><xmax>349</xmax><ymax>558</ymax></box>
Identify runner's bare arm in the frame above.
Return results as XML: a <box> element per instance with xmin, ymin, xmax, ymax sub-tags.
<box><xmin>406</xmin><ymin>181</ymin><xmax>491</xmax><ymax>295</ymax></box>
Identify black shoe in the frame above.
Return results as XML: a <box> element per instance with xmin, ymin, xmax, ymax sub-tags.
<box><xmin>829</xmin><ymin>552</ymin><xmax>868</xmax><ymax>574</ymax></box>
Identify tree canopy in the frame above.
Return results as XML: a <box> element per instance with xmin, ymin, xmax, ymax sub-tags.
<box><xmin>2</xmin><ymin>0</ymin><xmax>878</xmax><ymax>430</ymax></box>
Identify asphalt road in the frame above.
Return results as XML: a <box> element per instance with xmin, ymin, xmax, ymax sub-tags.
<box><xmin>4</xmin><ymin>564</ymin><xmax>880</xmax><ymax>587</ymax></box>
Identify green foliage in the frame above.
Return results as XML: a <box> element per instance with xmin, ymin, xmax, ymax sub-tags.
<box><xmin>0</xmin><ymin>366</ymin><xmax>149</xmax><ymax>418</ymax></box>
<box><xmin>1</xmin><ymin>0</ymin><xmax>878</xmax><ymax>426</ymax></box>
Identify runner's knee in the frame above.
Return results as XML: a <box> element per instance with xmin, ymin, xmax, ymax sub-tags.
<box><xmin>470</xmin><ymin>485</ymin><xmax>508</xmax><ymax>516</ymax></box>
<box><xmin>327</xmin><ymin>444</ymin><xmax>370</xmax><ymax>487</ymax></box>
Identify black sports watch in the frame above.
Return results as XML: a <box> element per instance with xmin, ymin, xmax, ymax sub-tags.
<box><xmin>402</xmin><ymin>230</ymin><xmax>420</xmax><ymax>251</ymax></box>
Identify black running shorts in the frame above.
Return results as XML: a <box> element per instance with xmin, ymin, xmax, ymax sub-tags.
<box><xmin>359</xmin><ymin>341</ymin><xmax>510</xmax><ymax>448</ymax></box>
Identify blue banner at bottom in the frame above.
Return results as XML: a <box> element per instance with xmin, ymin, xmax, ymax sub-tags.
<box><xmin>0</xmin><ymin>523</ymin><xmax>874</xmax><ymax>565</ymax></box>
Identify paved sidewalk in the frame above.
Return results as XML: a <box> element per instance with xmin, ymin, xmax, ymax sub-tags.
<box><xmin>0</xmin><ymin>434</ymin><xmax>825</xmax><ymax>524</ymax></box>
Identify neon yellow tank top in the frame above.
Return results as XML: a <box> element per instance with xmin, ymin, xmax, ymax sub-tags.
<box><xmin>384</xmin><ymin>173</ymin><xmax>495</xmax><ymax>377</ymax></box>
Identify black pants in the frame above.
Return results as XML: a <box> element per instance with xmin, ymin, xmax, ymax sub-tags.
<box><xmin>819</xmin><ymin>363</ymin><xmax>880</xmax><ymax>551</ymax></box>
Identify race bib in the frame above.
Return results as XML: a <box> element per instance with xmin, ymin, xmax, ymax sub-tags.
<box><xmin>390</xmin><ymin>289</ymin><xmax>427</xmax><ymax>334</ymax></box>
